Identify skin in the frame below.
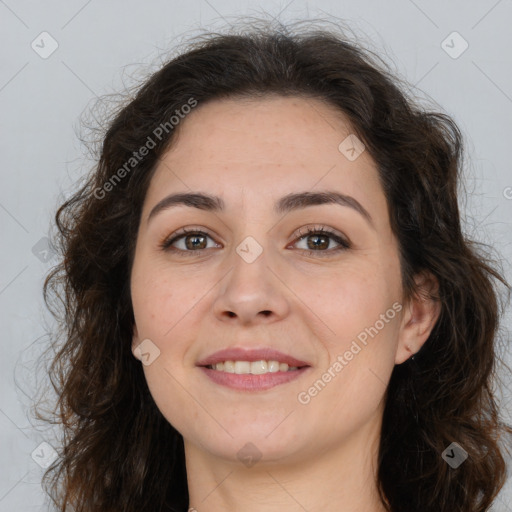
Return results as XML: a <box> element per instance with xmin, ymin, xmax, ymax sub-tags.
<box><xmin>130</xmin><ymin>95</ymin><xmax>440</xmax><ymax>511</ymax></box>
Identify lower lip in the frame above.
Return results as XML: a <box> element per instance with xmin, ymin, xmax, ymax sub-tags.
<box><xmin>198</xmin><ymin>366</ymin><xmax>310</xmax><ymax>391</ymax></box>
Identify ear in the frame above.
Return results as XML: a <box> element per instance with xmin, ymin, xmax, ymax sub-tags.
<box><xmin>395</xmin><ymin>271</ymin><xmax>441</xmax><ymax>364</ymax></box>
<box><xmin>131</xmin><ymin>323</ymin><xmax>142</xmax><ymax>361</ymax></box>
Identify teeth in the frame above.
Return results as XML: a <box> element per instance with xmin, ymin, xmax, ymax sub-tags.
<box><xmin>223</xmin><ymin>361</ymin><xmax>235</xmax><ymax>373</ymax></box>
<box><xmin>234</xmin><ymin>361</ymin><xmax>251</xmax><ymax>374</ymax></box>
<box><xmin>208</xmin><ymin>360</ymin><xmax>300</xmax><ymax>374</ymax></box>
<box><xmin>268</xmin><ymin>360</ymin><xmax>280</xmax><ymax>372</ymax></box>
<box><xmin>250</xmin><ymin>360</ymin><xmax>267</xmax><ymax>375</ymax></box>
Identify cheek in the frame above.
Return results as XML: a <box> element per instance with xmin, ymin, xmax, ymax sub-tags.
<box><xmin>131</xmin><ymin>267</ymin><xmax>202</xmax><ymax>434</ymax></box>
<box><xmin>131</xmin><ymin>279</ymin><xmax>171</xmax><ymax>338</ymax></box>
<box><xmin>131</xmin><ymin>260</ymin><xmax>198</xmax><ymax>340</ymax></box>
<box><xmin>292</xmin><ymin>262</ymin><xmax>399</xmax><ymax>341</ymax></box>
<box><xmin>294</xmin><ymin>264</ymin><xmax>400</xmax><ymax>405</ymax></box>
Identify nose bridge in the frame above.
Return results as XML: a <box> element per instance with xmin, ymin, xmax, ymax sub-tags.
<box><xmin>233</xmin><ymin>235</ymin><xmax>269</xmax><ymax>286</ymax></box>
<box><xmin>212</xmin><ymin>230</ymin><xmax>289</xmax><ymax>323</ymax></box>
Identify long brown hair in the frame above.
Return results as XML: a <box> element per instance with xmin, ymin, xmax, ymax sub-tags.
<box><xmin>37</xmin><ymin>19</ymin><xmax>511</xmax><ymax>512</ymax></box>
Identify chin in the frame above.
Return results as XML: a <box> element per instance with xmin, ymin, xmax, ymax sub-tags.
<box><xmin>203</xmin><ymin>437</ymin><xmax>304</xmax><ymax>467</ymax></box>
<box><xmin>190</xmin><ymin>420</ymin><xmax>311</xmax><ymax>465</ymax></box>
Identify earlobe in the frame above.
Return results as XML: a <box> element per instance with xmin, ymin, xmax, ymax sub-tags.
<box><xmin>395</xmin><ymin>271</ymin><xmax>441</xmax><ymax>365</ymax></box>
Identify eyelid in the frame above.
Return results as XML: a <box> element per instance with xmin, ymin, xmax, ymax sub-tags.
<box><xmin>292</xmin><ymin>224</ymin><xmax>347</xmax><ymax>244</ymax></box>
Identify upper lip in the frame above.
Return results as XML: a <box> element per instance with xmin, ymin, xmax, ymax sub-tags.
<box><xmin>196</xmin><ymin>348</ymin><xmax>311</xmax><ymax>368</ymax></box>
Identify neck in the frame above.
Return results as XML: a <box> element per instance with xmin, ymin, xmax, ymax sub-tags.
<box><xmin>185</xmin><ymin>412</ymin><xmax>388</xmax><ymax>512</ymax></box>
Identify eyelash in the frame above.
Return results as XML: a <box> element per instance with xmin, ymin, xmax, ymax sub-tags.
<box><xmin>159</xmin><ymin>225</ymin><xmax>351</xmax><ymax>258</ymax></box>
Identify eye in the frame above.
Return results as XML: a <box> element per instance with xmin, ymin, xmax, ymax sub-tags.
<box><xmin>291</xmin><ymin>225</ymin><xmax>350</xmax><ymax>256</ymax></box>
<box><xmin>159</xmin><ymin>225</ymin><xmax>351</xmax><ymax>257</ymax></box>
<box><xmin>159</xmin><ymin>227</ymin><xmax>220</xmax><ymax>255</ymax></box>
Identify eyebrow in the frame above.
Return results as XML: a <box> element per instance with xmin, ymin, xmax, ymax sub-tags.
<box><xmin>147</xmin><ymin>190</ymin><xmax>374</xmax><ymax>229</ymax></box>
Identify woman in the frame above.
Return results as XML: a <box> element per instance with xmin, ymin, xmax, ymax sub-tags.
<box><xmin>39</xmin><ymin>19</ymin><xmax>511</xmax><ymax>512</ymax></box>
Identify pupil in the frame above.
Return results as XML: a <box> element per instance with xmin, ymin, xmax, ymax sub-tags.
<box><xmin>308</xmin><ymin>234</ymin><xmax>328</xmax><ymax>250</ymax></box>
<box><xmin>186</xmin><ymin>234</ymin><xmax>206</xmax><ymax>250</ymax></box>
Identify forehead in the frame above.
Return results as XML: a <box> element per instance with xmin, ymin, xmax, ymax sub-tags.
<box><xmin>144</xmin><ymin>95</ymin><xmax>386</xmax><ymax>219</ymax></box>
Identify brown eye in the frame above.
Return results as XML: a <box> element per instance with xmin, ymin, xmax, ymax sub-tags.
<box><xmin>306</xmin><ymin>233</ymin><xmax>330</xmax><ymax>250</ymax></box>
<box><xmin>160</xmin><ymin>228</ymin><xmax>219</xmax><ymax>255</ymax></box>
<box><xmin>293</xmin><ymin>226</ymin><xmax>350</xmax><ymax>256</ymax></box>
<box><xmin>182</xmin><ymin>233</ymin><xmax>207</xmax><ymax>250</ymax></box>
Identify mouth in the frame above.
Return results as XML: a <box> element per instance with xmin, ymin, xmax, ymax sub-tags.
<box><xmin>196</xmin><ymin>348</ymin><xmax>311</xmax><ymax>391</ymax></box>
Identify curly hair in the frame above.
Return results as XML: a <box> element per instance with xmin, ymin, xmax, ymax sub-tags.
<box><xmin>37</xmin><ymin>18</ymin><xmax>511</xmax><ymax>512</ymax></box>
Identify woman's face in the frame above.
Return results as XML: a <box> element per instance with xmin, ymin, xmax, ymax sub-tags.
<box><xmin>130</xmin><ymin>95</ymin><xmax>413</xmax><ymax>466</ymax></box>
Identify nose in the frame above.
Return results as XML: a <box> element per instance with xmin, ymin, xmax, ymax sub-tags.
<box><xmin>211</xmin><ymin>243</ymin><xmax>290</xmax><ymax>326</ymax></box>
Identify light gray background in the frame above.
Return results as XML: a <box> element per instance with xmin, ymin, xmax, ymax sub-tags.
<box><xmin>1</xmin><ymin>0</ymin><xmax>511</xmax><ymax>510</ymax></box>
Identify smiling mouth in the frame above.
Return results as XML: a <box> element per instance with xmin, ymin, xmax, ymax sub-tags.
<box><xmin>196</xmin><ymin>348</ymin><xmax>311</xmax><ymax>390</ymax></box>
<box><xmin>205</xmin><ymin>360</ymin><xmax>306</xmax><ymax>374</ymax></box>
<box><xmin>199</xmin><ymin>363</ymin><xmax>311</xmax><ymax>391</ymax></box>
